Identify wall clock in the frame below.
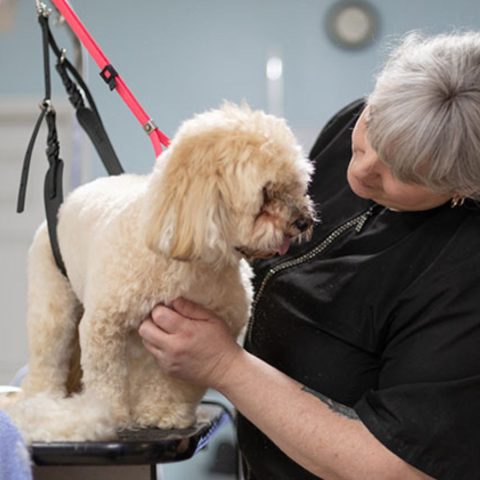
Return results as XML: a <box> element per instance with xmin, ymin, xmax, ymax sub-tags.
<box><xmin>326</xmin><ymin>1</ymin><xmax>379</xmax><ymax>50</ymax></box>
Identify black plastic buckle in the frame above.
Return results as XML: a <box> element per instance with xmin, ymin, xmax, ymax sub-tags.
<box><xmin>100</xmin><ymin>64</ymin><xmax>118</xmax><ymax>91</ymax></box>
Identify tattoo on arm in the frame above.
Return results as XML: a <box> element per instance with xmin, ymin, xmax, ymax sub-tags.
<box><xmin>302</xmin><ymin>386</ymin><xmax>359</xmax><ymax>420</ymax></box>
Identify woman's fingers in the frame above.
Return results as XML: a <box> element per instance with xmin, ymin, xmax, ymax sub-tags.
<box><xmin>171</xmin><ymin>297</ymin><xmax>213</xmax><ymax>321</ymax></box>
<box><xmin>150</xmin><ymin>304</ymin><xmax>185</xmax><ymax>333</ymax></box>
<box><xmin>138</xmin><ymin>318</ymin><xmax>168</xmax><ymax>347</ymax></box>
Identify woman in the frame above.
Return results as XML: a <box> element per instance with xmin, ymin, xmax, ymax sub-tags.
<box><xmin>139</xmin><ymin>32</ymin><xmax>480</xmax><ymax>479</ymax></box>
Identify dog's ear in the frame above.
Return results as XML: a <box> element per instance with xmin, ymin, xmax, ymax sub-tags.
<box><xmin>143</xmin><ymin>149</ymin><xmax>229</xmax><ymax>262</ymax></box>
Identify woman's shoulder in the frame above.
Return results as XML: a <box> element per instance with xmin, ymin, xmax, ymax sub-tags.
<box><xmin>424</xmin><ymin>202</ymin><xmax>480</xmax><ymax>275</ymax></box>
<box><xmin>309</xmin><ymin>98</ymin><xmax>365</xmax><ymax>160</ymax></box>
<box><xmin>307</xmin><ymin>99</ymin><xmax>364</xmax><ymax>210</ymax></box>
<box><xmin>389</xmin><ymin>203</ymin><xmax>480</xmax><ymax>340</ymax></box>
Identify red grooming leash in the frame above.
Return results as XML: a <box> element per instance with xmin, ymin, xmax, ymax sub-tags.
<box><xmin>50</xmin><ymin>0</ymin><xmax>170</xmax><ymax>156</ymax></box>
<box><xmin>18</xmin><ymin>1</ymin><xmax>170</xmax><ymax>277</ymax></box>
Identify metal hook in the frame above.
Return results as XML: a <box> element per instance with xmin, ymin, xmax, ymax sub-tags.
<box><xmin>35</xmin><ymin>0</ymin><xmax>51</xmax><ymax>17</ymax></box>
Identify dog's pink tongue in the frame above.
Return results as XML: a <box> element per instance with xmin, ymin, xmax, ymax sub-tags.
<box><xmin>278</xmin><ymin>238</ymin><xmax>291</xmax><ymax>255</ymax></box>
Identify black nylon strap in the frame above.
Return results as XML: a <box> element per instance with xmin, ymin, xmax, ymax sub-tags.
<box><xmin>17</xmin><ymin>106</ymin><xmax>47</xmax><ymax>213</ymax></box>
<box><xmin>17</xmin><ymin>13</ymin><xmax>52</xmax><ymax>215</ymax></box>
<box><xmin>55</xmin><ymin>60</ymin><xmax>85</xmax><ymax>110</ymax></box>
<box><xmin>44</xmin><ymin>109</ymin><xmax>67</xmax><ymax>276</ymax></box>
<box><xmin>44</xmin><ymin>161</ymin><xmax>66</xmax><ymax>276</ymax></box>
<box><xmin>17</xmin><ymin>13</ymin><xmax>67</xmax><ymax>276</ymax></box>
<box><xmin>75</xmin><ymin>106</ymin><xmax>125</xmax><ymax>175</ymax></box>
<box><xmin>40</xmin><ymin>14</ymin><xmax>51</xmax><ymax>101</ymax></box>
<box><xmin>56</xmin><ymin>58</ymin><xmax>124</xmax><ymax>175</ymax></box>
<box><xmin>18</xmin><ymin>11</ymin><xmax>125</xmax><ymax>278</ymax></box>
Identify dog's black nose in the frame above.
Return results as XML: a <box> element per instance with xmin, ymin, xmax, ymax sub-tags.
<box><xmin>294</xmin><ymin>217</ymin><xmax>313</xmax><ymax>233</ymax></box>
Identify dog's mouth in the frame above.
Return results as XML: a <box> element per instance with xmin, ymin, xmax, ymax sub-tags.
<box><xmin>235</xmin><ymin>212</ymin><xmax>315</xmax><ymax>260</ymax></box>
<box><xmin>277</xmin><ymin>237</ymin><xmax>291</xmax><ymax>255</ymax></box>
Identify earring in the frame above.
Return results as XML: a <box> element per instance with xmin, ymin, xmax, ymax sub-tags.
<box><xmin>451</xmin><ymin>195</ymin><xmax>466</xmax><ymax>208</ymax></box>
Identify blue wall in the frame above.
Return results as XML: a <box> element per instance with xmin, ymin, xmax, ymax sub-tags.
<box><xmin>2</xmin><ymin>2</ymin><xmax>480</xmax><ymax>478</ymax></box>
<box><xmin>2</xmin><ymin>0</ymin><xmax>480</xmax><ymax>176</ymax></box>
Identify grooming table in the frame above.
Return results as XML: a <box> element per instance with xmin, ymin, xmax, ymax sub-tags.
<box><xmin>31</xmin><ymin>402</ymin><xmax>230</xmax><ymax>480</ymax></box>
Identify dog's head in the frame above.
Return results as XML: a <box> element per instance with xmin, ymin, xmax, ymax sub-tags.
<box><xmin>143</xmin><ymin>103</ymin><xmax>315</xmax><ymax>264</ymax></box>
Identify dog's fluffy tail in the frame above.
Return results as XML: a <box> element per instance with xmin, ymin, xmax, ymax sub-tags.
<box><xmin>2</xmin><ymin>392</ymin><xmax>117</xmax><ymax>443</ymax></box>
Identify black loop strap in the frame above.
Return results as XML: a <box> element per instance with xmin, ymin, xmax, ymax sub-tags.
<box><xmin>17</xmin><ymin>12</ymin><xmax>67</xmax><ymax>276</ymax></box>
<box><xmin>39</xmin><ymin>14</ymin><xmax>51</xmax><ymax>101</ymax></box>
<box><xmin>44</xmin><ymin>109</ymin><xmax>67</xmax><ymax>276</ymax></box>
<box><xmin>17</xmin><ymin>106</ymin><xmax>47</xmax><ymax>213</ymax></box>
<box><xmin>44</xmin><ymin>162</ymin><xmax>66</xmax><ymax>277</ymax></box>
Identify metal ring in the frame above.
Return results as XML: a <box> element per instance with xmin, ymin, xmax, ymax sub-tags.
<box><xmin>39</xmin><ymin>99</ymin><xmax>54</xmax><ymax>113</ymax></box>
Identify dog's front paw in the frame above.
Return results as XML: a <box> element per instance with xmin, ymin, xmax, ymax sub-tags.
<box><xmin>132</xmin><ymin>404</ymin><xmax>197</xmax><ymax>430</ymax></box>
<box><xmin>110</xmin><ymin>404</ymin><xmax>130</xmax><ymax>429</ymax></box>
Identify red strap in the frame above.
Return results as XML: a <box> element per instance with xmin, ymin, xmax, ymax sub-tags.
<box><xmin>50</xmin><ymin>0</ymin><xmax>170</xmax><ymax>156</ymax></box>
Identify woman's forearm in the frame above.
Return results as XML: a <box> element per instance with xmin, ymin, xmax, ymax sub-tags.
<box><xmin>138</xmin><ymin>300</ymin><xmax>433</xmax><ymax>480</ymax></box>
<box><xmin>217</xmin><ymin>350</ymin><xmax>433</xmax><ymax>480</ymax></box>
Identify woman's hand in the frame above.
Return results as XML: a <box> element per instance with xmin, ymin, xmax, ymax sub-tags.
<box><xmin>138</xmin><ymin>298</ymin><xmax>242</xmax><ymax>389</ymax></box>
<box><xmin>139</xmin><ymin>298</ymin><xmax>432</xmax><ymax>480</ymax></box>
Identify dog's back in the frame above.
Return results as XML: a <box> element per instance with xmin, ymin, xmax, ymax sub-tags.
<box><xmin>60</xmin><ymin>173</ymin><xmax>148</xmax><ymax>236</ymax></box>
<box><xmin>56</xmin><ymin>173</ymin><xmax>149</xmax><ymax>301</ymax></box>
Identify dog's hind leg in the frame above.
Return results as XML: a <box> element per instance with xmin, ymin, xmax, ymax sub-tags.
<box><xmin>21</xmin><ymin>225</ymin><xmax>81</xmax><ymax>397</ymax></box>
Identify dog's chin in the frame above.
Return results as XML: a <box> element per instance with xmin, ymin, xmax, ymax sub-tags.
<box><xmin>235</xmin><ymin>237</ymin><xmax>292</xmax><ymax>260</ymax></box>
<box><xmin>236</xmin><ymin>248</ymin><xmax>276</xmax><ymax>260</ymax></box>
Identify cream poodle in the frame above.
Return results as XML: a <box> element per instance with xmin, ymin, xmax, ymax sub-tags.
<box><xmin>4</xmin><ymin>103</ymin><xmax>314</xmax><ymax>442</ymax></box>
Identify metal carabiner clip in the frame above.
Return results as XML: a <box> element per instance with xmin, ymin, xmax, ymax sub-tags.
<box><xmin>35</xmin><ymin>0</ymin><xmax>51</xmax><ymax>17</ymax></box>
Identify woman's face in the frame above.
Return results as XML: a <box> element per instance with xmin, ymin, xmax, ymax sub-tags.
<box><xmin>347</xmin><ymin>109</ymin><xmax>451</xmax><ymax>211</ymax></box>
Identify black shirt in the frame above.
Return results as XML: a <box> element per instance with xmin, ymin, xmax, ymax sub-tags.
<box><xmin>238</xmin><ymin>100</ymin><xmax>480</xmax><ymax>480</ymax></box>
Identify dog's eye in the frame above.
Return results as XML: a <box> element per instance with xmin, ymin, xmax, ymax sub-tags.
<box><xmin>262</xmin><ymin>186</ymin><xmax>269</xmax><ymax>204</ymax></box>
<box><xmin>254</xmin><ymin>186</ymin><xmax>271</xmax><ymax>220</ymax></box>
<box><xmin>262</xmin><ymin>181</ymin><xmax>276</xmax><ymax>203</ymax></box>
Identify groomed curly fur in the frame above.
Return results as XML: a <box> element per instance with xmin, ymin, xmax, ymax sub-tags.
<box><xmin>3</xmin><ymin>103</ymin><xmax>314</xmax><ymax>442</ymax></box>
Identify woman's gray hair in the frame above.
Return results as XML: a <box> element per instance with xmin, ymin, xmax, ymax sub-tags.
<box><xmin>367</xmin><ymin>31</ymin><xmax>480</xmax><ymax>199</ymax></box>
